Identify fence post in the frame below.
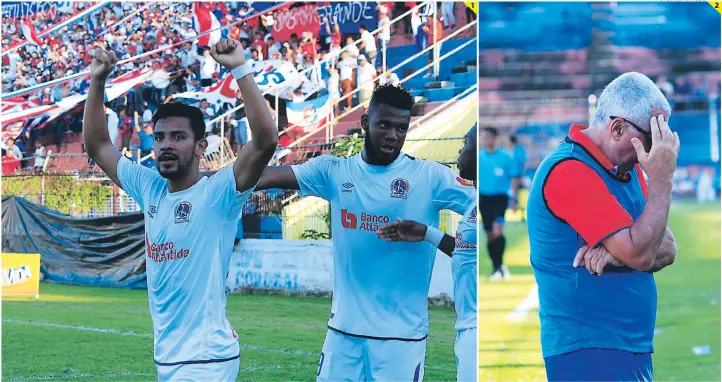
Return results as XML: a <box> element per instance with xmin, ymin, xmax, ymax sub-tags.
<box><xmin>432</xmin><ymin>1</ymin><xmax>439</xmax><ymax>78</ymax></box>
<box><xmin>40</xmin><ymin>150</ymin><xmax>52</xmax><ymax>206</ymax></box>
<box><xmin>113</xmin><ymin>183</ymin><xmax>118</xmax><ymax>215</ymax></box>
<box><xmin>220</xmin><ymin>117</ymin><xmax>225</xmax><ymax>160</ymax></box>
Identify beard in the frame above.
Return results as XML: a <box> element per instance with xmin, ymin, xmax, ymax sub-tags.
<box><xmin>157</xmin><ymin>156</ymin><xmax>191</xmax><ymax>180</ymax></box>
<box><xmin>364</xmin><ymin>134</ymin><xmax>400</xmax><ymax>164</ymax></box>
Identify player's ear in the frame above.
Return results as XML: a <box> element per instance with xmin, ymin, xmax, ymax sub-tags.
<box><xmin>361</xmin><ymin>113</ymin><xmax>369</xmax><ymax>133</ymax></box>
<box><xmin>610</xmin><ymin>119</ymin><xmax>624</xmax><ymax>141</ymax></box>
<box><xmin>196</xmin><ymin>138</ymin><xmax>208</xmax><ymax>155</ymax></box>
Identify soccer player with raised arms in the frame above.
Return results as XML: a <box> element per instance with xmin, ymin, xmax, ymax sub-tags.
<box><xmin>254</xmin><ymin>84</ymin><xmax>476</xmax><ymax>381</ymax></box>
<box><xmin>376</xmin><ymin>125</ymin><xmax>478</xmax><ymax>381</ymax></box>
<box><xmin>82</xmin><ymin>39</ymin><xmax>277</xmax><ymax>381</ymax></box>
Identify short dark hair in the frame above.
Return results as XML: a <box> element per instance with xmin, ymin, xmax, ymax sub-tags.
<box><xmin>369</xmin><ymin>83</ymin><xmax>415</xmax><ymax>111</ymax></box>
<box><xmin>360</xmin><ymin>24</ymin><xmax>367</xmax><ymax>31</ymax></box>
<box><xmin>152</xmin><ymin>102</ymin><xmax>206</xmax><ymax>141</ymax></box>
<box><xmin>509</xmin><ymin>135</ymin><xmax>518</xmax><ymax>144</ymax></box>
<box><xmin>482</xmin><ymin>127</ymin><xmax>498</xmax><ymax>136</ymax></box>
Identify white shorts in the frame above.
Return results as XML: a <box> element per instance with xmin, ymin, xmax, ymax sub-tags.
<box><xmin>455</xmin><ymin>328</ymin><xmax>477</xmax><ymax>382</ymax></box>
<box><xmin>156</xmin><ymin>356</ymin><xmax>240</xmax><ymax>382</ymax></box>
<box><xmin>317</xmin><ymin>329</ymin><xmax>426</xmax><ymax>381</ymax></box>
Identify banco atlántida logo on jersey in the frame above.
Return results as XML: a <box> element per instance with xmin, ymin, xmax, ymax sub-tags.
<box><xmin>145</xmin><ymin>235</ymin><xmax>190</xmax><ymax>263</ymax></box>
<box><xmin>341</xmin><ymin>209</ymin><xmax>391</xmax><ymax>232</ymax></box>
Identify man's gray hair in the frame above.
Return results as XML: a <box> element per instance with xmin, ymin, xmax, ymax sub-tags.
<box><xmin>593</xmin><ymin>72</ymin><xmax>672</xmax><ymax>129</ymax></box>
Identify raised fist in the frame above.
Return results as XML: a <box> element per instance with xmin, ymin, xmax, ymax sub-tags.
<box><xmin>89</xmin><ymin>48</ymin><xmax>117</xmax><ymax>81</ymax></box>
<box><xmin>210</xmin><ymin>39</ymin><xmax>246</xmax><ymax>69</ymax></box>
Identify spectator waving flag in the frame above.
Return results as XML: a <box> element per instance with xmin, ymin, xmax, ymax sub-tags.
<box><xmin>192</xmin><ymin>2</ymin><xmax>222</xmax><ymax>47</ymax></box>
<box><xmin>19</xmin><ymin>18</ymin><xmax>41</xmax><ymax>46</ymax></box>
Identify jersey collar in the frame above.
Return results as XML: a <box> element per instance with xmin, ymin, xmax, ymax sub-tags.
<box><xmin>566</xmin><ymin>124</ymin><xmax>630</xmax><ymax>180</ymax></box>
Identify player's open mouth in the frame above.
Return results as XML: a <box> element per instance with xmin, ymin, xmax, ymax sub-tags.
<box><xmin>158</xmin><ymin>154</ymin><xmax>178</xmax><ymax>163</ymax></box>
<box><xmin>380</xmin><ymin>144</ymin><xmax>395</xmax><ymax>154</ymax></box>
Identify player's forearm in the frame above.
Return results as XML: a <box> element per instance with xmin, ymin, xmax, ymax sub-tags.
<box><xmin>83</xmin><ymin>80</ymin><xmax>111</xmax><ymax>156</ymax></box>
<box><xmin>438</xmin><ymin>234</ymin><xmax>455</xmax><ymax>257</ymax></box>
<box><xmin>649</xmin><ymin>228</ymin><xmax>676</xmax><ymax>273</ymax></box>
<box><xmin>608</xmin><ymin>181</ymin><xmax>672</xmax><ymax>271</ymax></box>
<box><xmin>511</xmin><ymin>177</ymin><xmax>521</xmax><ymax>200</ymax></box>
<box><xmin>236</xmin><ymin>74</ymin><xmax>278</xmax><ymax>152</ymax></box>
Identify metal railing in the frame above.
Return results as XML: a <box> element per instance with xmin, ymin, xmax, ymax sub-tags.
<box><xmin>197</xmin><ymin>1</ymin><xmax>437</xmax><ymax>159</ymax></box>
<box><xmin>287</xmin><ymin>20</ymin><xmax>478</xmax><ymax>149</ymax></box>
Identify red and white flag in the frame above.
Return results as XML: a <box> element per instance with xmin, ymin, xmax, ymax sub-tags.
<box><xmin>192</xmin><ymin>3</ymin><xmax>222</xmax><ymax>47</ymax></box>
<box><xmin>19</xmin><ymin>18</ymin><xmax>41</xmax><ymax>46</ymax></box>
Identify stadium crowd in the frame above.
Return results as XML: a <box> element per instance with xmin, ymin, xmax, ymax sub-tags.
<box><xmin>2</xmin><ymin>1</ymin><xmax>469</xmax><ymax>175</ymax></box>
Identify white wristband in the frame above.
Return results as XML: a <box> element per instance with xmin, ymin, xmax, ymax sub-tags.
<box><xmin>231</xmin><ymin>63</ymin><xmax>253</xmax><ymax>81</ymax></box>
<box><xmin>423</xmin><ymin>226</ymin><xmax>445</xmax><ymax>248</ymax></box>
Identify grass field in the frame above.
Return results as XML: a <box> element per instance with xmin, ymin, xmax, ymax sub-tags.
<box><xmin>478</xmin><ymin>201</ymin><xmax>722</xmax><ymax>381</ymax></box>
<box><xmin>2</xmin><ymin>287</ymin><xmax>458</xmax><ymax>381</ymax></box>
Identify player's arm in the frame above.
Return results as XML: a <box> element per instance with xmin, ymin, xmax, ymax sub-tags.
<box><xmin>430</xmin><ymin>162</ymin><xmax>476</xmax><ymax>215</ymax></box>
<box><xmin>82</xmin><ymin>48</ymin><xmax>122</xmax><ymax>187</ymax></box>
<box><xmin>210</xmin><ymin>39</ymin><xmax>278</xmax><ymax>193</ymax></box>
<box><xmin>547</xmin><ymin>116</ymin><xmax>679</xmax><ymax>272</ymax></box>
<box><xmin>255</xmin><ymin>166</ymin><xmax>300</xmax><ymax>191</ymax></box>
<box><xmin>599</xmin><ymin>115</ymin><xmax>679</xmax><ymax>271</ymax></box>
<box><xmin>649</xmin><ymin>227</ymin><xmax>676</xmax><ymax>272</ymax></box>
<box><xmin>376</xmin><ymin>219</ymin><xmax>456</xmax><ymax>256</ymax></box>
<box><xmin>509</xmin><ymin>154</ymin><xmax>522</xmax><ymax>209</ymax></box>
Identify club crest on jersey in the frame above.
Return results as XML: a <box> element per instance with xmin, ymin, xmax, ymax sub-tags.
<box><xmin>390</xmin><ymin>178</ymin><xmax>410</xmax><ymax>199</ymax></box>
<box><xmin>468</xmin><ymin>208</ymin><xmax>477</xmax><ymax>224</ymax></box>
<box><xmin>174</xmin><ymin>201</ymin><xmax>191</xmax><ymax>224</ymax></box>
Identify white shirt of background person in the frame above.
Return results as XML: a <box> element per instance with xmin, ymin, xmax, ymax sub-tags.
<box><xmin>346</xmin><ymin>41</ymin><xmax>360</xmax><ymax>58</ymax></box>
<box><xmin>204</xmin><ymin>133</ymin><xmax>221</xmax><ymax>157</ymax></box>
<box><xmin>106</xmin><ymin>108</ymin><xmax>119</xmax><ymax>146</ymax></box>
<box><xmin>197</xmin><ymin>51</ymin><xmax>219</xmax><ymax>80</ymax></box>
<box><xmin>361</xmin><ymin>29</ymin><xmax>377</xmax><ymax>54</ymax></box>
<box><xmin>34</xmin><ymin>145</ymin><xmax>46</xmax><ymax>168</ymax></box>
<box><xmin>357</xmin><ymin>60</ymin><xmax>376</xmax><ymax>90</ymax></box>
<box><xmin>379</xmin><ymin>11</ymin><xmax>391</xmax><ymax>43</ymax></box>
<box><xmin>339</xmin><ymin>57</ymin><xmax>357</xmax><ymax>82</ymax></box>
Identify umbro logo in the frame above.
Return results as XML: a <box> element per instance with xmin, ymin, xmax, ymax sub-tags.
<box><xmin>342</xmin><ymin>182</ymin><xmax>354</xmax><ymax>193</ymax></box>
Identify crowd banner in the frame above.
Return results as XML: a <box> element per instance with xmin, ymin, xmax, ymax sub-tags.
<box><xmin>287</xmin><ymin>93</ymin><xmax>332</xmax><ymax>132</ymax></box>
<box><xmin>271</xmin><ymin>5</ymin><xmax>321</xmax><ymax>41</ymax></box>
<box><xmin>1</xmin><ymin>68</ymin><xmax>154</xmax><ymax>128</ymax></box>
<box><xmin>173</xmin><ymin>59</ymin><xmax>306</xmax><ymax>104</ymax></box>
<box><xmin>317</xmin><ymin>1</ymin><xmax>379</xmax><ymax>36</ymax></box>
<box><xmin>1</xmin><ymin>1</ymin><xmax>58</xmax><ymax>20</ymax></box>
<box><xmin>226</xmin><ymin>239</ymin><xmax>455</xmax><ymax>299</ymax></box>
<box><xmin>2</xmin><ymin>253</ymin><xmax>41</xmax><ymax>298</ymax></box>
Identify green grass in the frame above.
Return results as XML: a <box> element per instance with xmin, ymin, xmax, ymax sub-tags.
<box><xmin>478</xmin><ymin>201</ymin><xmax>722</xmax><ymax>381</ymax></box>
<box><xmin>2</xmin><ymin>286</ymin><xmax>458</xmax><ymax>381</ymax></box>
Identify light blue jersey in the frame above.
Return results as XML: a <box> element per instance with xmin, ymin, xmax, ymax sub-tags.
<box><xmin>117</xmin><ymin>158</ymin><xmax>252</xmax><ymax>367</ymax></box>
<box><xmin>478</xmin><ymin>148</ymin><xmax>519</xmax><ymax>196</ymax></box>
<box><xmin>452</xmin><ymin>202</ymin><xmax>477</xmax><ymax>331</ymax></box>
<box><xmin>292</xmin><ymin>153</ymin><xmax>475</xmax><ymax>340</ymax></box>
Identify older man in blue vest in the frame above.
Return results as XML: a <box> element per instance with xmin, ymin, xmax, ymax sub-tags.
<box><xmin>527</xmin><ymin>72</ymin><xmax>679</xmax><ymax>381</ymax></box>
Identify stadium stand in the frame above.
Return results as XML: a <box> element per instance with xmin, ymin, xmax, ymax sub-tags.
<box><xmin>2</xmin><ymin>2</ymin><xmax>478</xmax><ymax>240</ymax></box>
<box><xmin>477</xmin><ymin>2</ymin><xmax>721</xmax><ymax>192</ymax></box>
